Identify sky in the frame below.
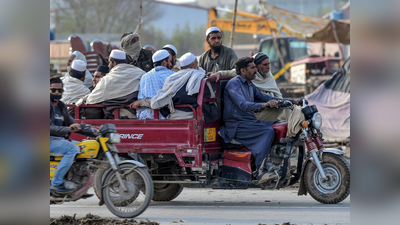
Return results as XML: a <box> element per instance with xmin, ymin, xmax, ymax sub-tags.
<box><xmin>157</xmin><ymin>0</ymin><xmax>196</xmax><ymax>3</ymax></box>
<box><xmin>149</xmin><ymin>2</ymin><xmax>208</xmax><ymax>36</ymax></box>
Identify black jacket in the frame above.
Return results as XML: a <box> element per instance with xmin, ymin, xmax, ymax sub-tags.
<box><xmin>126</xmin><ymin>49</ymin><xmax>153</xmax><ymax>72</ymax></box>
<box><xmin>50</xmin><ymin>99</ymin><xmax>76</xmax><ymax>137</ymax></box>
<box><xmin>50</xmin><ymin>100</ymin><xmax>94</xmax><ymax>138</ymax></box>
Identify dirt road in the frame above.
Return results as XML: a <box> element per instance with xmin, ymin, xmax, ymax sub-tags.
<box><xmin>50</xmin><ymin>188</ymin><xmax>350</xmax><ymax>225</ymax></box>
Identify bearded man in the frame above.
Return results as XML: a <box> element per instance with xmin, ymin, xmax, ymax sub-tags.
<box><xmin>120</xmin><ymin>32</ymin><xmax>153</xmax><ymax>72</ymax></box>
<box><xmin>163</xmin><ymin>44</ymin><xmax>180</xmax><ymax>72</ymax></box>
<box><xmin>219</xmin><ymin>57</ymin><xmax>301</xmax><ymax>184</ymax></box>
<box><xmin>209</xmin><ymin>52</ymin><xmax>291</xmax><ymax>122</ymax></box>
<box><xmin>198</xmin><ymin>27</ymin><xmax>238</xmax><ymax>73</ymax></box>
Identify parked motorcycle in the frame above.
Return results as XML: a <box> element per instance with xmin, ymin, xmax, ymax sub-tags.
<box><xmin>50</xmin><ymin>123</ymin><xmax>154</xmax><ymax>218</ymax></box>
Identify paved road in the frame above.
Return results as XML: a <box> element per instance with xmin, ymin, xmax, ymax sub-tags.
<box><xmin>50</xmin><ymin>188</ymin><xmax>350</xmax><ymax>225</ymax></box>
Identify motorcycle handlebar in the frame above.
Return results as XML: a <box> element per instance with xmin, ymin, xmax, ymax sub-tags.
<box><xmin>278</xmin><ymin>100</ymin><xmax>293</xmax><ymax>108</ymax></box>
<box><xmin>263</xmin><ymin>99</ymin><xmax>308</xmax><ymax>109</ymax></box>
<box><xmin>265</xmin><ymin>100</ymin><xmax>291</xmax><ymax>109</ymax></box>
<box><xmin>79</xmin><ymin>123</ymin><xmax>100</xmax><ymax>137</ymax></box>
<box><xmin>299</xmin><ymin>99</ymin><xmax>308</xmax><ymax>106</ymax></box>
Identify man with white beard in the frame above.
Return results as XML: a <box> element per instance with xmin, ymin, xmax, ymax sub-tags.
<box><xmin>209</xmin><ymin>52</ymin><xmax>291</xmax><ymax>122</ymax></box>
<box><xmin>120</xmin><ymin>32</ymin><xmax>153</xmax><ymax>72</ymax></box>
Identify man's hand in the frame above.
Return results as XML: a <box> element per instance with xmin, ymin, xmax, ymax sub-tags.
<box><xmin>76</xmin><ymin>95</ymin><xmax>88</xmax><ymax>107</ymax></box>
<box><xmin>208</xmin><ymin>72</ymin><xmax>221</xmax><ymax>82</ymax></box>
<box><xmin>293</xmin><ymin>99</ymin><xmax>308</xmax><ymax>106</ymax></box>
<box><xmin>69</xmin><ymin>123</ymin><xmax>81</xmax><ymax>132</ymax></box>
<box><xmin>262</xmin><ymin>100</ymin><xmax>278</xmax><ymax>108</ymax></box>
<box><xmin>130</xmin><ymin>100</ymin><xmax>141</xmax><ymax>109</ymax></box>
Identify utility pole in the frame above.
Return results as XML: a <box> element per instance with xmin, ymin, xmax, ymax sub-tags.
<box><xmin>300</xmin><ymin>0</ymin><xmax>304</xmax><ymax>14</ymax></box>
<box><xmin>230</xmin><ymin>0</ymin><xmax>238</xmax><ymax>48</ymax></box>
<box><xmin>138</xmin><ymin>0</ymin><xmax>142</xmax><ymax>37</ymax></box>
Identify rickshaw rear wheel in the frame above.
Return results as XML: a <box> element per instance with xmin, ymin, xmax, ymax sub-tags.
<box><xmin>152</xmin><ymin>183</ymin><xmax>183</xmax><ymax>201</ymax></box>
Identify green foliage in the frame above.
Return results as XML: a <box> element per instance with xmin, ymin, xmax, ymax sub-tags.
<box><xmin>51</xmin><ymin>0</ymin><xmax>161</xmax><ymax>34</ymax></box>
<box><xmin>221</xmin><ymin>31</ymin><xmax>255</xmax><ymax>46</ymax></box>
<box><xmin>140</xmin><ymin>22</ymin><xmax>205</xmax><ymax>57</ymax></box>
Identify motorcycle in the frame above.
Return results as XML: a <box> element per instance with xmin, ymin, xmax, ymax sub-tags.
<box><xmin>131</xmin><ymin>99</ymin><xmax>351</xmax><ymax>204</ymax></box>
<box><xmin>255</xmin><ymin>99</ymin><xmax>350</xmax><ymax>203</ymax></box>
<box><xmin>50</xmin><ymin>123</ymin><xmax>154</xmax><ymax>218</ymax></box>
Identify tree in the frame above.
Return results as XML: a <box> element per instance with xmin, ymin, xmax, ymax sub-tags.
<box><xmin>169</xmin><ymin>22</ymin><xmax>205</xmax><ymax>54</ymax></box>
<box><xmin>51</xmin><ymin>0</ymin><xmax>162</xmax><ymax>34</ymax></box>
<box><xmin>139</xmin><ymin>22</ymin><xmax>205</xmax><ymax>57</ymax></box>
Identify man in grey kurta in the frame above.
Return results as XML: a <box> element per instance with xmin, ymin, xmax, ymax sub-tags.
<box><xmin>219</xmin><ymin>57</ymin><xmax>300</xmax><ymax>184</ymax></box>
<box><xmin>198</xmin><ymin>27</ymin><xmax>238</xmax><ymax>73</ymax></box>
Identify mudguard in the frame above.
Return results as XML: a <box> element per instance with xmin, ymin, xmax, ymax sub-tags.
<box><xmin>117</xmin><ymin>160</ymin><xmax>146</xmax><ymax>168</ymax></box>
<box><xmin>319</xmin><ymin>148</ymin><xmax>345</xmax><ymax>160</ymax></box>
<box><xmin>298</xmin><ymin>148</ymin><xmax>345</xmax><ymax>196</ymax></box>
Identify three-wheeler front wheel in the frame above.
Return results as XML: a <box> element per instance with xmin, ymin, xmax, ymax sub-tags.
<box><xmin>304</xmin><ymin>153</ymin><xmax>350</xmax><ymax>204</ymax></box>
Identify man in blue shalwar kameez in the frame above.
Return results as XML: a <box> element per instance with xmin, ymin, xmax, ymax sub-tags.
<box><xmin>219</xmin><ymin>57</ymin><xmax>300</xmax><ymax>184</ymax></box>
<box><xmin>134</xmin><ymin>49</ymin><xmax>174</xmax><ymax>119</ymax></box>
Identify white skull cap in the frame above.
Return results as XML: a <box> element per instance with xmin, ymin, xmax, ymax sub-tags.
<box><xmin>110</xmin><ymin>50</ymin><xmax>126</xmax><ymax>60</ymax></box>
<box><xmin>152</xmin><ymin>50</ymin><xmax>170</xmax><ymax>63</ymax></box>
<box><xmin>163</xmin><ymin>44</ymin><xmax>178</xmax><ymax>56</ymax></box>
<box><xmin>71</xmin><ymin>60</ymin><xmax>86</xmax><ymax>72</ymax></box>
<box><xmin>179</xmin><ymin>52</ymin><xmax>196</xmax><ymax>67</ymax></box>
<box><xmin>206</xmin><ymin>27</ymin><xmax>221</xmax><ymax>37</ymax></box>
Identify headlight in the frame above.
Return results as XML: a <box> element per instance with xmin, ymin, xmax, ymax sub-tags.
<box><xmin>108</xmin><ymin>133</ymin><xmax>121</xmax><ymax>144</ymax></box>
<box><xmin>301</xmin><ymin>105</ymin><xmax>314</xmax><ymax>120</ymax></box>
<box><xmin>311</xmin><ymin>113</ymin><xmax>322</xmax><ymax>129</ymax></box>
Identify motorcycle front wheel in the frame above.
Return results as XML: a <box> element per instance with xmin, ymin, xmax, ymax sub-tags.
<box><xmin>102</xmin><ymin>164</ymin><xmax>154</xmax><ymax>218</ymax></box>
<box><xmin>304</xmin><ymin>153</ymin><xmax>350</xmax><ymax>204</ymax></box>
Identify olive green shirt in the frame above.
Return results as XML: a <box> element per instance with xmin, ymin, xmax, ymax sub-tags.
<box><xmin>198</xmin><ymin>45</ymin><xmax>238</xmax><ymax>73</ymax></box>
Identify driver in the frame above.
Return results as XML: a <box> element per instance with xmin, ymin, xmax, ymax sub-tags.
<box><xmin>209</xmin><ymin>52</ymin><xmax>291</xmax><ymax>122</ymax></box>
<box><xmin>219</xmin><ymin>57</ymin><xmax>301</xmax><ymax>184</ymax></box>
<box><xmin>50</xmin><ymin>76</ymin><xmax>82</xmax><ymax>194</ymax></box>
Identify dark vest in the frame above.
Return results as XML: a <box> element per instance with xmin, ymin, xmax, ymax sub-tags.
<box><xmin>126</xmin><ymin>49</ymin><xmax>153</xmax><ymax>72</ymax></box>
